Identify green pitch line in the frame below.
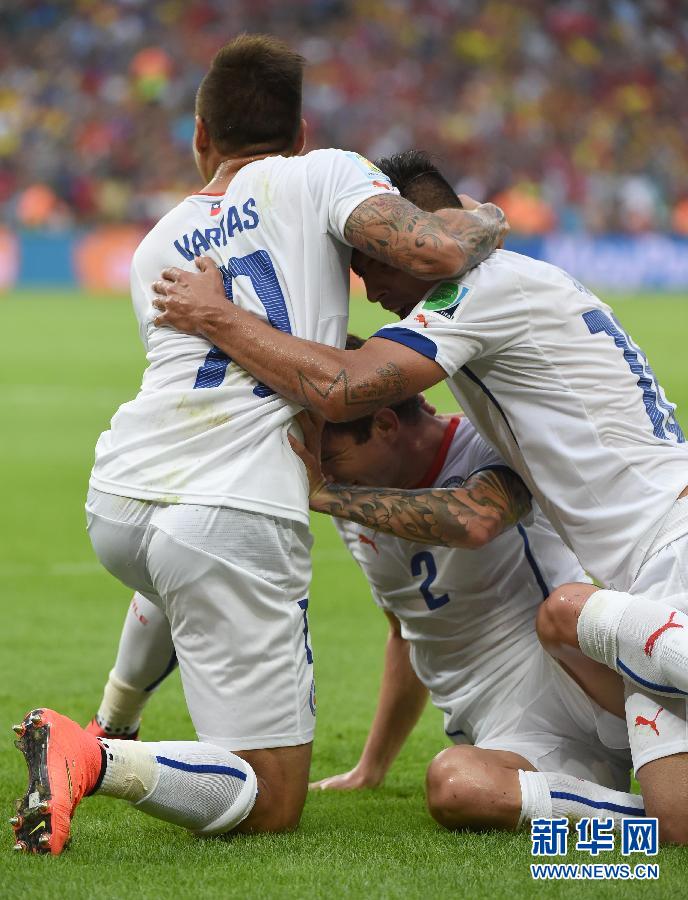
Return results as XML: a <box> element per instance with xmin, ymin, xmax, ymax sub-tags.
<box><xmin>0</xmin><ymin>291</ymin><xmax>687</xmax><ymax>898</ymax></box>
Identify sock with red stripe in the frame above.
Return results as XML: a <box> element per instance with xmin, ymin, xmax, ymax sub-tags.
<box><xmin>96</xmin><ymin>740</ymin><xmax>257</xmax><ymax>834</ymax></box>
<box><xmin>518</xmin><ymin>770</ymin><xmax>644</xmax><ymax>829</ymax></box>
<box><xmin>577</xmin><ymin>590</ymin><xmax>688</xmax><ymax>696</ymax></box>
<box><xmin>95</xmin><ymin>593</ymin><xmax>177</xmax><ymax>736</ymax></box>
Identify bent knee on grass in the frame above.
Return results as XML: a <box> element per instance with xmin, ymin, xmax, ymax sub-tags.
<box><xmin>232</xmin><ymin>742</ymin><xmax>312</xmax><ymax>835</ymax></box>
<box><xmin>425</xmin><ymin>746</ymin><xmax>524</xmax><ymax>831</ymax></box>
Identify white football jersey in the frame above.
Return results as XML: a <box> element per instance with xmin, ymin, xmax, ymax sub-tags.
<box><xmin>373</xmin><ymin>250</ymin><xmax>688</xmax><ymax>589</ymax></box>
<box><xmin>91</xmin><ymin>150</ymin><xmax>395</xmax><ymax>524</ymax></box>
<box><xmin>336</xmin><ymin>416</ymin><xmax>586</xmax><ymax>725</ymax></box>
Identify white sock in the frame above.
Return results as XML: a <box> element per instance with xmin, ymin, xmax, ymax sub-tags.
<box><xmin>97</xmin><ymin>739</ymin><xmax>257</xmax><ymax>835</ymax></box>
<box><xmin>95</xmin><ymin>671</ymin><xmax>149</xmax><ymax>736</ymax></box>
<box><xmin>113</xmin><ymin>593</ymin><xmax>177</xmax><ymax>692</ymax></box>
<box><xmin>95</xmin><ymin>593</ymin><xmax>178</xmax><ymax>736</ymax></box>
<box><xmin>97</xmin><ymin>738</ymin><xmax>158</xmax><ymax>802</ymax></box>
<box><xmin>518</xmin><ymin>770</ymin><xmax>552</xmax><ymax>827</ymax></box>
<box><xmin>578</xmin><ymin>590</ymin><xmax>688</xmax><ymax>696</ymax></box>
<box><xmin>518</xmin><ymin>770</ymin><xmax>644</xmax><ymax>830</ymax></box>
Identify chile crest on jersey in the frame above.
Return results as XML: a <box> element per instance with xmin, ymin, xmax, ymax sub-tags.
<box><xmin>173</xmin><ymin>197</ymin><xmax>260</xmax><ymax>261</ymax></box>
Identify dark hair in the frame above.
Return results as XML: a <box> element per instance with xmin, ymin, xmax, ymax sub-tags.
<box><xmin>323</xmin><ymin>334</ymin><xmax>422</xmax><ymax>444</ymax></box>
<box><xmin>374</xmin><ymin>150</ymin><xmax>463</xmax><ymax>212</ymax></box>
<box><xmin>196</xmin><ymin>34</ymin><xmax>305</xmax><ymax>154</ymax></box>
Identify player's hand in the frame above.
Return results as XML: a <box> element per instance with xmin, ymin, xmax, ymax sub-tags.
<box><xmin>309</xmin><ymin>766</ymin><xmax>383</xmax><ymax>792</ymax></box>
<box><xmin>152</xmin><ymin>256</ymin><xmax>229</xmax><ymax>336</ymax></box>
<box><xmin>457</xmin><ymin>194</ymin><xmax>509</xmax><ymax>248</ymax></box>
<box><xmin>288</xmin><ymin>410</ymin><xmax>330</xmax><ymax>500</ymax></box>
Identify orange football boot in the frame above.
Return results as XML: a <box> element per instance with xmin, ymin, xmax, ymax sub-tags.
<box><xmin>85</xmin><ymin>718</ymin><xmax>139</xmax><ymax>741</ymax></box>
<box><xmin>11</xmin><ymin>708</ymin><xmax>103</xmax><ymax>855</ymax></box>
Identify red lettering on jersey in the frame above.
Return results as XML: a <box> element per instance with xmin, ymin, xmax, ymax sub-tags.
<box><xmin>414</xmin><ymin>314</ymin><xmax>429</xmax><ymax>328</ymax></box>
<box><xmin>644</xmin><ymin>611</ymin><xmax>683</xmax><ymax>657</ymax></box>
<box><xmin>634</xmin><ymin>707</ymin><xmax>663</xmax><ymax>736</ymax></box>
<box><xmin>359</xmin><ymin>534</ymin><xmax>379</xmax><ymax>554</ymax></box>
<box><xmin>372</xmin><ymin>180</ymin><xmax>391</xmax><ymax>191</ymax></box>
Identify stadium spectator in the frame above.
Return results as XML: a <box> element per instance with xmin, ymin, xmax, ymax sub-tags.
<box><xmin>2</xmin><ymin>0</ymin><xmax>688</xmax><ymax>233</ymax></box>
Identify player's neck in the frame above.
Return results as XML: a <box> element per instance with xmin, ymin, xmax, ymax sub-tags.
<box><xmin>397</xmin><ymin>412</ymin><xmax>454</xmax><ymax>489</ymax></box>
<box><xmin>202</xmin><ymin>146</ymin><xmax>293</xmax><ymax>193</ymax></box>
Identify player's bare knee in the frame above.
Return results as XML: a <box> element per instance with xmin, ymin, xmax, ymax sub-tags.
<box><xmin>537</xmin><ymin>583</ymin><xmax>599</xmax><ymax>652</ymax></box>
<box><xmin>426</xmin><ymin>747</ymin><xmax>483</xmax><ymax>828</ymax></box>
<box><xmin>234</xmin><ymin>801</ymin><xmax>304</xmax><ymax>835</ymax></box>
<box><xmin>655</xmin><ymin>813</ymin><xmax>688</xmax><ymax>846</ymax></box>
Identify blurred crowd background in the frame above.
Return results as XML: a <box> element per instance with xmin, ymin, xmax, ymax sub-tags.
<box><xmin>2</xmin><ymin>0</ymin><xmax>688</xmax><ymax>236</ymax></box>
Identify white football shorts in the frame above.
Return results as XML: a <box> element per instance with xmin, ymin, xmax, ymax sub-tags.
<box><xmin>624</xmin><ymin>513</ymin><xmax>688</xmax><ymax>772</ymax></box>
<box><xmin>86</xmin><ymin>487</ymin><xmax>315</xmax><ymax>751</ymax></box>
<box><xmin>444</xmin><ymin>646</ymin><xmax>632</xmax><ymax>791</ymax></box>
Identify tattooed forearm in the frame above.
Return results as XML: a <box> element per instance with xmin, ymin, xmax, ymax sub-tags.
<box><xmin>344</xmin><ymin>195</ymin><xmax>507</xmax><ymax>279</ymax></box>
<box><xmin>297</xmin><ymin>362</ymin><xmax>410</xmax><ymax>416</ymax></box>
<box><xmin>310</xmin><ymin>468</ymin><xmax>532</xmax><ymax>549</ymax></box>
<box><xmin>449</xmin><ymin>203</ymin><xmax>508</xmax><ymax>275</ymax></box>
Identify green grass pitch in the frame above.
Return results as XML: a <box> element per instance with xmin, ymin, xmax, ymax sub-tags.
<box><xmin>1</xmin><ymin>289</ymin><xmax>687</xmax><ymax>898</ymax></box>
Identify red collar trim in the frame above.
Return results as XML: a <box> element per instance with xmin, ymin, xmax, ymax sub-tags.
<box><xmin>190</xmin><ymin>191</ymin><xmax>226</xmax><ymax>197</ymax></box>
<box><xmin>414</xmin><ymin>416</ymin><xmax>461</xmax><ymax>489</ymax></box>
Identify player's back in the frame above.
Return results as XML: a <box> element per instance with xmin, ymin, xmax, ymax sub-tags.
<box><xmin>91</xmin><ymin>150</ymin><xmax>392</xmax><ymax>523</ymax></box>
<box><xmin>376</xmin><ymin>250</ymin><xmax>688</xmax><ymax>588</ymax></box>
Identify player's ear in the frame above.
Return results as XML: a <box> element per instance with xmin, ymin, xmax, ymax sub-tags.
<box><xmin>372</xmin><ymin>408</ymin><xmax>400</xmax><ymax>442</ymax></box>
<box><xmin>293</xmin><ymin>119</ymin><xmax>307</xmax><ymax>155</ymax></box>
<box><xmin>194</xmin><ymin>116</ymin><xmax>210</xmax><ymax>154</ymax></box>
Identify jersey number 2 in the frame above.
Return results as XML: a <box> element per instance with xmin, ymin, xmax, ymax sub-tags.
<box><xmin>410</xmin><ymin>551</ymin><xmax>450</xmax><ymax>610</ymax></box>
<box><xmin>193</xmin><ymin>249</ymin><xmax>291</xmax><ymax>395</ymax></box>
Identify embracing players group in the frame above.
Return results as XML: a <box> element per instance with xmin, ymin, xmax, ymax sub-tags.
<box><xmin>11</xmin><ymin>34</ymin><xmax>688</xmax><ymax>855</ymax></box>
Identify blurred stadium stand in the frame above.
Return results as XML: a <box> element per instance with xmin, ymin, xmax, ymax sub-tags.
<box><xmin>2</xmin><ymin>0</ymin><xmax>688</xmax><ymax>289</ymax></box>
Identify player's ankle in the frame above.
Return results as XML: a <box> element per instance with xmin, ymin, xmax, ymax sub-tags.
<box><xmin>95</xmin><ymin>670</ymin><xmax>150</xmax><ymax>736</ymax></box>
<box><xmin>96</xmin><ymin>739</ymin><xmax>158</xmax><ymax>803</ymax></box>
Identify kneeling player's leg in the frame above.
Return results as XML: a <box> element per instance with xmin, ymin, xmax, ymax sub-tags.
<box><xmin>90</xmin><ymin>592</ymin><xmax>177</xmax><ymax>738</ymax></box>
<box><xmin>426</xmin><ymin>745</ymin><xmax>531</xmax><ymax>830</ymax></box>
<box><xmin>626</xmin><ymin>683</ymin><xmax>688</xmax><ymax>845</ymax></box>
<box><xmin>537</xmin><ymin>583</ymin><xmax>625</xmax><ymax>717</ymax></box>
<box><xmin>11</xmin><ymin>709</ymin><xmax>257</xmax><ymax>854</ymax></box>
<box><xmin>233</xmin><ymin>743</ymin><xmax>312</xmax><ymax>833</ymax></box>
<box><xmin>147</xmin><ymin>506</ymin><xmax>315</xmax><ymax>833</ymax></box>
<box><xmin>576</xmin><ymin>534</ymin><xmax>688</xmax><ymax>696</ymax></box>
<box><xmin>425</xmin><ymin>746</ymin><xmax>644</xmax><ymax>833</ymax></box>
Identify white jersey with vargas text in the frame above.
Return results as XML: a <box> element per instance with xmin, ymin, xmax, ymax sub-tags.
<box><xmin>374</xmin><ymin>251</ymin><xmax>688</xmax><ymax>589</ymax></box>
<box><xmin>91</xmin><ymin>150</ymin><xmax>395</xmax><ymax>524</ymax></box>
<box><xmin>336</xmin><ymin>416</ymin><xmax>586</xmax><ymax>727</ymax></box>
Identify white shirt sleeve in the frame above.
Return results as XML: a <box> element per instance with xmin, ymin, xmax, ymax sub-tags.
<box><xmin>305</xmin><ymin>149</ymin><xmax>398</xmax><ymax>244</ymax></box>
<box><xmin>372</xmin><ymin>252</ymin><xmax>529</xmax><ymax>374</ymax></box>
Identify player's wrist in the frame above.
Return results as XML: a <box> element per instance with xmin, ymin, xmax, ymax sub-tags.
<box><xmin>352</xmin><ymin>761</ymin><xmax>385</xmax><ymax>787</ymax></box>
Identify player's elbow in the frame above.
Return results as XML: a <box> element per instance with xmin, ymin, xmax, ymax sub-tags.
<box><xmin>449</xmin><ymin>520</ymin><xmax>501</xmax><ymax>550</ymax></box>
<box><xmin>312</xmin><ymin>397</ymin><xmax>350</xmax><ymax>423</ymax></box>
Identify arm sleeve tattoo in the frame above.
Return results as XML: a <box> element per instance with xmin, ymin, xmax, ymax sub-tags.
<box><xmin>297</xmin><ymin>361</ymin><xmax>411</xmax><ymax>416</ymax></box>
<box><xmin>343</xmin><ymin>195</ymin><xmax>507</xmax><ymax>277</ymax></box>
<box><xmin>311</xmin><ymin>467</ymin><xmax>532</xmax><ymax>549</ymax></box>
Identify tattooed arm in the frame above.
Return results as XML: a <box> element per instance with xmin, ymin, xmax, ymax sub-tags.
<box><xmin>343</xmin><ymin>195</ymin><xmax>508</xmax><ymax>280</ymax></box>
<box><xmin>152</xmin><ymin>258</ymin><xmax>445</xmax><ymax>421</ymax></box>
<box><xmin>308</xmin><ymin>468</ymin><xmax>532</xmax><ymax>550</ymax></box>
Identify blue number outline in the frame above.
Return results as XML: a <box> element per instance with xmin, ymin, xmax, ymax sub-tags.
<box><xmin>193</xmin><ymin>250</ymin><xmax>291</xmax><ymax>395</ymax></box>
<box><xmin>297</xmin><ymin>598</ymin><xmax>314</xmax><ymax>664</ymax></box>
<box><xmin>582</xmin><ymin>309</ymin><xmax>684</xmax><ymax>443</ymax></box>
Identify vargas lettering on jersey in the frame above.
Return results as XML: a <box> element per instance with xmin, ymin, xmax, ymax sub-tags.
<box><xmin>173</xmin><ymin>198</ymin><xmax>260</xmax><ymax>261</ymax></box>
